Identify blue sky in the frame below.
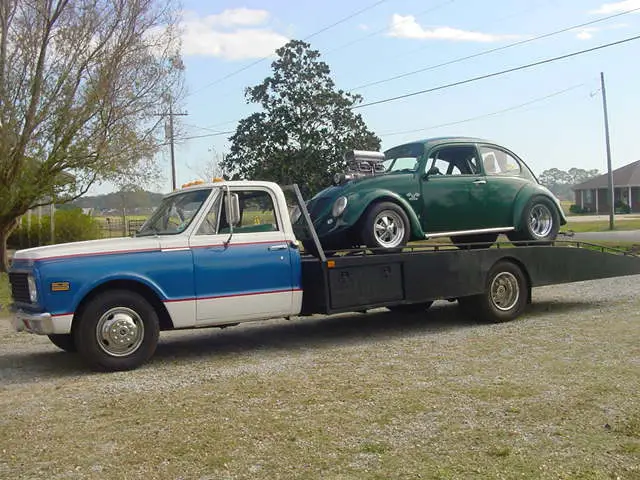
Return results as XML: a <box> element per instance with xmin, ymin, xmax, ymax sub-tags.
<box><xmin>112</xmin><ymin>0</ymin><xmax>640</xmax><ymax>194</ymax></box>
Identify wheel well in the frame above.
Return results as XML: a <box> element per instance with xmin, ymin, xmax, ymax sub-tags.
<box><xmin>359</xmin><ymin>196</ymin><xmax>414</xmax><ymax>230</ymax></box>
<box><xmin>72</xmin><ymin>280</ymin><xmax>174</xmax><ymax>332</ymax></box>
<box><xmin>492</xmin><ymin>256</ymin><xmax>532</xmax><ymax>303</ymax></box>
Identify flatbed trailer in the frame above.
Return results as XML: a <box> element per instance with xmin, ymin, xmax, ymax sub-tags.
<box><xmin>298</xmin><ymin>241</ymin><xmax>640</xmax><ymax>322</ymax></box>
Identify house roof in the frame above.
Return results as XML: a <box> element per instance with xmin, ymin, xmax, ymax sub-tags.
<box><xmin>573</xmin><ymin>160</ymin><xmax>640</xmax><ymax>190</ymax></box>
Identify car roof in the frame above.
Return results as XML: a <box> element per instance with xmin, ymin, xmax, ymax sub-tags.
<box><xmin>384</xmin><ymin>136</ymin><xmax>496</xmax><ymax>152</ymax></box>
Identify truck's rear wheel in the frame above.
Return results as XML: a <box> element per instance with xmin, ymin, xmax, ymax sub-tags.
<box><xmin>387</xmin><ymin>301</ymin><xmax>433</xmax><ymax>313</ymax></box>
<box><xmin>74</xmin><ymin>290</ymin><xmax>159</xmax><ymax>371</ymax></box>
<box><xmin>458</xmin><ymin>260</ymin><xmax>528</xmax><ymax>323</ymax></box>
<box><xmin>47</xmin><ymin>334</ymin><xmax>77</xmax><ymax>352</ymax></box>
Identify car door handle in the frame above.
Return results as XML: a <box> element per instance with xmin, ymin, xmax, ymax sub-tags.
<box><xmin>473</xmin><ymin>179</ymin><xmax>487</xmax><ymax>185</ymax></box>
<box><xmin>268</xmin><ymin>244</ymin><xmax>288</xmax><ymax>251</ymax></box>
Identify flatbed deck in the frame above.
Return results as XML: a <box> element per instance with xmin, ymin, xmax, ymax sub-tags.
<box><xmin>299</xmin><ymin>240</ymin><xmax>640</xmax><ymax>318</ymax></box>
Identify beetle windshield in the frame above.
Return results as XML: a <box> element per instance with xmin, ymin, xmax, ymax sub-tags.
<box><xmin>382</xmin><ymin>156</ymin><xmax>419</xmax><ymax>173</ymax></box>
<box><xmin>137</xmin><ymin>188</ymin><xmax>212</xmax><ymax>236</ymax></box>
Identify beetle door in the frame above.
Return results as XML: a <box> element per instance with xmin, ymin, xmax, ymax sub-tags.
<box><xmin>419</xmin><ymin>144</ymin><xmax>487</xmax><ymax>233</ymax></box>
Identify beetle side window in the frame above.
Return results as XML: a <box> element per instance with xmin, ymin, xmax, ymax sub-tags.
<box><xmin>479</xmin><ymin>146</ymin><xmax>522</xmax><ymax>176</ymax></box>
<box><xmin>426</xmin><ymin>145</ymin><xmax>480</xmax><ymax>176</ymax></box>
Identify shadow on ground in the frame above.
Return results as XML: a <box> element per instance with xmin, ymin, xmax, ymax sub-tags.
<box><xmin>0</xmin><ymin>299</ymin><xmax>599</xmax><ymax>382</ymax></box>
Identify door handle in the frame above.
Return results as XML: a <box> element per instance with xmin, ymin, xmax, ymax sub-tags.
<box><xmin>473</xmin><ymin>179</ymin><xmax>487</xmax><ymax>185</ymax></box>
<box><xmin>268</xmin><ymin>244</ymin><xmax>288</xmax><ymax>251</ymax></box>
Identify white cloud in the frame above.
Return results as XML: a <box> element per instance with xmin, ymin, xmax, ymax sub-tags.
<box><xmin>358</xmin><ymin>23</ymin><xmax>370</xmax><ymax>31</ymax></box>
<box><xmin>387</xmin><ymin>14</ymin><xmax>521</xmax><ymax>42</ymax></box>
<box><xmin>574</xmin><ymin>22</ymin><xmax>629</xmax><ymax>39</ymax></box>
<box><xmin>178</xmin><ymin>9</ymin><xmax>289</xmax><ymax>60</ymax></box>
<box><xmin>590</xmin><ymin>0</ymin><xmax>640</xmax><ymax>14</ymax></box>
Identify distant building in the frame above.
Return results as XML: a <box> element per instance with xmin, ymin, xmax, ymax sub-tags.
<box><xmin>572</xmin><ymin>160</ymin><xmax>640</xmax><ymax>213</ymax></box>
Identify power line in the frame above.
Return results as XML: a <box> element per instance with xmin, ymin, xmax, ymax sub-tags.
<box><xmin>350</xmin><ymin>6</ymin><xmax>640</xmax><ymax>91</ymax></box>
<box><xmin>380</xmin><ymin>84</ymin><xmax>586</xmax><ymax>137</ymax></box>
<box><xmin>187</xmin><ymin>0</ymin><xmax>390</xmax><ymax>98</ymax></box>
<box><xmin>305</xmin><ymin>0</ymin><xmax>389</xmax><ymax>41</ymax></box>
<box><xmin>353</xmin><ymin>32</ymin><xmax>640</xmax><ymax>109</ymax></box>
<box><xmin>324</xmin><ymin>0</ymin><xmax>455</xmax><ymax>55</ymax></box>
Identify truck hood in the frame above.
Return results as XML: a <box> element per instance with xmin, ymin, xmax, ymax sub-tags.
<box><xmin>13</xmin><ymin>236</ymin><xmax>162</xmax><ymax>261</ymax></box>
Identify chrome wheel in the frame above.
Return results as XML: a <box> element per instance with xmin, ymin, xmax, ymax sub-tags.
<box><xmin>373</xmin><ymin>210</ymin><xmax>406</xmax><ymax>248</ymax></box>
<box><xmin>528</xmin><ymin>204</ymin><xmax>553</xmax><ymax>238</ymax></box>
<box><xmin>96</xmin><ymin>307</ymin><xmax>145</xmax><ymax>357</ymax></box>
<box><xmin>490</xmin><ymin>272</ymin><xmax>520</xmax><ymax>312</ymax></box>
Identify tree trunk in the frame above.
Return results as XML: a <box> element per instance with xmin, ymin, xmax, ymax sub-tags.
<box><xmin>0</xmin><ymin>227</ymin><xmax>10</xmax><ymax>273</ymax></box>
<box><xmin>0</xmin><ymin>218</ymin><xmax>19</xmax><ymax>273</ymax></box>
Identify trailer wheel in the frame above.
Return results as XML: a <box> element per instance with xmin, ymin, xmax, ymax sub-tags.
<box><xmin>74</xmin><ymin>289</ymin><xmax>160</xmax><ymax>371</ymax></box>
<box><xmin>47</xmin><ymin>334</ymin><xmax>77</xmax><ymax>352</ymax></box>
<box><xmin>387</xmin><ymin>301</ymin><xmax>433</xmax><ymax>314</ymax></box>
<box><xmin>459</xmin><ymin>261</ymin><xmax>528</xmax><ymax>323</ymax></box>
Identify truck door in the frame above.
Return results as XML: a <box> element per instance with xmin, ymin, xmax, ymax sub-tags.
<box><xmin>188</xmin><ymin>187</ymin><xmax>296</xmax><ymax>324</ymax></box>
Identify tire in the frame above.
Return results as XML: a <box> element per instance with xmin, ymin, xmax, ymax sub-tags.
<box><xmin>450</xmin><ymin>233</ymin><xmax>498</xmax><ymax>250</ymax></box>
<box><xmin>47</xmin><ymin>334</ymin><xmax>77</xmax><ymax>352</ymax></box>
<box><xmin>73</xmin><ymin>290</ymin><xmax>160</xmax><ymax>372</ymax></box>
<box><xmin>458</xmin><ymin>260</ymin><xmax>528</xmax><ymax>323</ymax></box>
<box><xmin>509</xmin><ymin>197</ymin><xmax>560</xmax><ymax>245</ymax></box>
<box><xmin>387</xmin><ymin>301</ymin><xmax>434</xmax><ymax>313</ymax></box>
<box><xmin>360</xmin><ymin>202</ymin><xmax>410</xmax><ymax>252</ymax></box>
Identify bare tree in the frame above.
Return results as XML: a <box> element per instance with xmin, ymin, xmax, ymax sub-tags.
<box><xmin>0</xmin><ymin>0</ymin><xmax>185</xmax><ymax>270</ymax></box>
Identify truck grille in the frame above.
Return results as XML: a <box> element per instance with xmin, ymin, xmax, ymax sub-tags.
<box><xmin>9</xmin><ymin>272</ymin><xmax>31</xmax><ymax>304</ymax></box>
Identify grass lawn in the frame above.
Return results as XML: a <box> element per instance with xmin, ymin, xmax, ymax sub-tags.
<box><xmin>563</xmin><ymin>218</ymin><xmax>640</xmax><ymax>233</ymax></box>
<box><xmin>0</xmin><ymin>272</ymin><xmax>9</xmax><ymax>314</ymax></box>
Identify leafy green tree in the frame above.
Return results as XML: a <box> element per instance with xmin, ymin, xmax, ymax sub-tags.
<box><xmin>539</xmin><ymin>167</ymin><xmax>600</xmax><ymax>200</ymax></box>
<box><xmin>0</xmin><ymin>0</ymin><xmax>184</xmax><ymax>270</ymax></box>
<box><xmin>221</xmin><ymin>40</ymin><xmax>381</xmax><ymax>197</ymax></box>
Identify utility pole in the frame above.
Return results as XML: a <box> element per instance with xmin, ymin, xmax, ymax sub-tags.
<box><xmin>157</xmin><ymin>97</ymin><xmax>188</xmax><ymax>191</ymax></box>
<box><xmin>600</xmin><ymin>72</ymin><xmax>615</xmax><ymax>231</ymax></box>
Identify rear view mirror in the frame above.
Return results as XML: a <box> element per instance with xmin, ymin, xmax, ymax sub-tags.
<box><xmin>226</xmin><ymin>193</ymin><xmax>241</xmax><ymax>227</ymax></box>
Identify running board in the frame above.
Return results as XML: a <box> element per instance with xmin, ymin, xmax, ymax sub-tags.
<box><xmin>425</xmin><ymin>226</ymin><xmax>515</xmax><ymax>239</ymax></box>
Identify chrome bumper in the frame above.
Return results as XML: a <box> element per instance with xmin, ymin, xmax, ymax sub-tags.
<box><xmin>11</xmin><ymin>308</ymin><xmax>59</xmax><ymax>335</ymax></box>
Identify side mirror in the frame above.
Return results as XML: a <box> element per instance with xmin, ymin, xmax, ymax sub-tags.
<box><xmin>226</xmin><ymin>193</ymin><xmax>241</xmax><ymax>227</ymax></box>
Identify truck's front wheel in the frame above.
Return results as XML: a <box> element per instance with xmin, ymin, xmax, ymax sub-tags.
<box><xmin>74</xmin><ymin>290</ymin><xmax>159</xmax><ymax>371</ymax></box>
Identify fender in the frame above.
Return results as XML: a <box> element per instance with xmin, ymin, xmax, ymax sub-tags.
<box><xmin>343</xmin><ymin>189</ymin><xmax>425</xmax><ymax>240</ymax></box>
<box><xmin>68</xmin><ymin>272</ymin><xmax>170</xmax><ymax>315</ymax></box>
<box><xmin>511</xmin><ymin>185</ymin><xmax>567</xmax><ymax>230</ymax></box>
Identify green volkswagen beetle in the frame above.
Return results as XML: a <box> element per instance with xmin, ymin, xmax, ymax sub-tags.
<box><xmin>297</xmin><ymin>136</ymin><xmax>567</xmax><ymax>252</ymax></box>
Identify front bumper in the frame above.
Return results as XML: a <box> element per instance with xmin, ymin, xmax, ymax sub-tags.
<box><xmin>10</xmin><ymin>307</ymin><xmax>71</xmax><ymax>335</ymax></box>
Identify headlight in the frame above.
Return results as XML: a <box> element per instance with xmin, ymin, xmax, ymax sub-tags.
<box><xmin>332</xmin><ymin>196</ymin><xmax>348</xmax><ymax>217</ymax></box>
<box><xmin>27</xmin><ymin>274</ymin><xmax>38</xmax><ymax>303</ymax></box>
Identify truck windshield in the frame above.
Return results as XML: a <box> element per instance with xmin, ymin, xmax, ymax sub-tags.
<box><xmin>137</xmin><ymin>188</ymin><xmax>212</xmax><ymax>236</ymax></box>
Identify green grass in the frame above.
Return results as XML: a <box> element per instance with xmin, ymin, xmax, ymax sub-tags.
<box><xmin>563</xmin><ymin>219</ymin><xmax>640</xmax><ymax>233</ymax></box>
<box><xmin>0</xmin><ymin>272</ymin><xmax>9</xmax><ymax>314</ymax></box>
<box><xmin>2</xmin><ymin>289</ymin><xmax>640</xmax><ymax>479</ymax></box>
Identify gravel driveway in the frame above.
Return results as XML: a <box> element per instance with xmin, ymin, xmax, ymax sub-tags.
<box><xmin>1</xmin><ymin>275</ymin><xmax>640</xmax><ymax>479</ymax></box>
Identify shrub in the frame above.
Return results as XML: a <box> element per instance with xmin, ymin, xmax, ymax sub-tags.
<box><xmin>569</xmin><ymin>204</ymin><xmax>586</xmax><ymax>214</ymax></box>
<box><xmin>614</xmin><ymin>200</ymin><xmax>631</xmax><ymax>214</ymax></box>
<box><xmin>8</xmin><ymin>209</ymin><xmax>101</xmax><ymax>249</ymax></box>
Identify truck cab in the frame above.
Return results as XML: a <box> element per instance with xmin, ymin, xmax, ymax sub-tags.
<box><xmin>10</xmin><ymin>180</ymin><xmax>303</xmax><ymax>370</ymax></box>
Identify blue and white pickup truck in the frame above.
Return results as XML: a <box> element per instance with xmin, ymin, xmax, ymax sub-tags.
<box><xmin>9</xmin><ymin>180</ymin><xmax>640</xmax><ymax>371</ymax></box>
